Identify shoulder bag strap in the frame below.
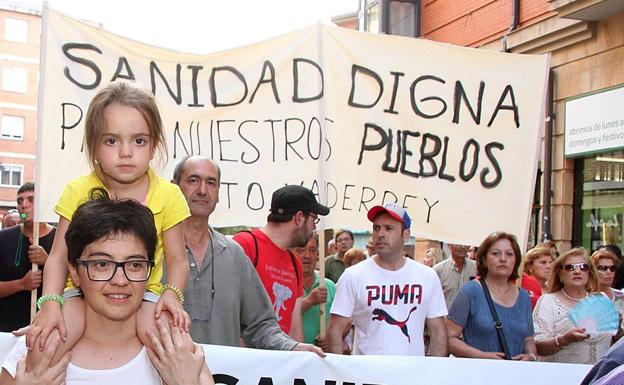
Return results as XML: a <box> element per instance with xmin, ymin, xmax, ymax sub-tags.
<box><xmin>481</xmin><ymin>279</ymin><xmax>512</xmax><ymax>360</ymax></box>
<box><xmin>237</xmin><ymin>230</ymin><xmax>259</xmax><ymax>267</ymax></box>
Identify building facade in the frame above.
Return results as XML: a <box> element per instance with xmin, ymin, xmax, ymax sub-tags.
<box><xmin>0</xmin><ymin>2</ymin><xmax>40</xmax><ymax>215</ymax></box>
<box><xmin>334</xmin><ymin>0</ymin><xmax>624</xmax><ymax>257</ymax></box>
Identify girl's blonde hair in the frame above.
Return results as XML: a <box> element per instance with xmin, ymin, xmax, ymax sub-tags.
<box><xmin>84</xmin><ymin>81</ymin><xmax>168</xmax><ymax>180</ymax></box>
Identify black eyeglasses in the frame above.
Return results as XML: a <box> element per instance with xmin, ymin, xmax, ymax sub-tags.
<box><xmin>308</xmin><ymin>213</ymin><xmax>320</xmax><ymax>224</ymax></box>
<box><xmin>76</xmin><ymin>259</ymin><xmax>154</xmax><ymax>282</ymax></box>
<box><xmin>597</xmin><ymin>265</ymin><xmax>618</xmax><ymax>273</ymax></box>
<box><xmin>563</xmin><ymin>263</ymin><xmax>590</xmax><ymax>273</ymax></box>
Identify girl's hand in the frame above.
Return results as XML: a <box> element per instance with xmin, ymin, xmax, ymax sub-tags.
<box><xmin>155</xmin><ymin>290</ymin><xmax>190</xmax><ymax>332</ymax></box>
<box><xmin>16</xmin><ymin>336</ymin><xmax>70</xmax><ymax>385</ymax></box>
<box><xmin>147</xmin><ymin>320</ymin><xmax>206</xmax><ymax>385</ymax></box>
<box><xmin>26</xmin><ymin>303</ymin><xmax>66</xmax><ymax>351</ymax></box>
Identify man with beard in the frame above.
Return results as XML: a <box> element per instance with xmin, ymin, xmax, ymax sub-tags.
<box><xmin>327</xmin><ymin>203</ymin><xmax>447</xmax><ymax>356</ymax></box>
<box><xmin>234</xmin><ymin>185</ymin><xmax>329</xmax><ymax>341</ymax></box>
<box><xmin>171</xmin><ymin>156</ymin><xmax>322</xmax><ymax>355</ymax></box>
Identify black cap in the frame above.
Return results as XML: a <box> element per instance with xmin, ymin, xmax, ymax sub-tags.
<box><xmin>270</xmin><ymin>185</ymin><xmax>330</xmax><ymax>216</ymax></box>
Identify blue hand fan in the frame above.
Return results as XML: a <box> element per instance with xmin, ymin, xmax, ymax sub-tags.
<box><xmin>568</xmin><ymin>295</ymin><xmax>619</xmax><ymax>335</ymax></box>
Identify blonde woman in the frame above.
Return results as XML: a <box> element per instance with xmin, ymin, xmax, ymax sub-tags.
<box><xmin>519</xmin><ymin>247</ymin><xmax>553</xmax><ymax>309</ymax></box>
<box><xmin>422</xmin><ymin>247</ymin><xmax>444</xmax><ymax>268</ymax></box>
<box><xmin>534</xmin><ymin>248</ymin><xmax>610</xmax><ymax>364</ymax></box>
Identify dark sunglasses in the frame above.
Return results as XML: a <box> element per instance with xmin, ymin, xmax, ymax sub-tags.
<box><xmin>563</xmin><ymin>263</ymin><xmax>590</xmax><ymax>272</ymax></box>
<box><xmin>597</xmin><ymin>265</ymin><xmax>618</xmax><ymax>273</ymax></box>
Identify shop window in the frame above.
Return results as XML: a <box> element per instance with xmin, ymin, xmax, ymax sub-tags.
<box><xmin>4</xmin><ymin>18</ymin><xmax>28</xmax><ymax>43</ymax></box>
<box><xmin>579</xmin><ymin>150</ymin><xmax>624</xmax><ymax>253</ymax></box>
<box><xmin>1</xmin><ymin>115</ymin><xmax>25</xmax><ymax>140</ymax></box>
<box><xmin>0</xmin><ymin>164</ymin><xmax>23</xmax><ymax>187</ymax></box>
<box><xmin>2</xmin><ymin>66</ymin><xmax>28</xmax><ymax>93</ymax></box>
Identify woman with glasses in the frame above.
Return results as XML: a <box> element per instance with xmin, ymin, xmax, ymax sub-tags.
<box><xmin>534</xmin><ymin>248</ymin><xmax>611</xmax><ymax>364</ymax></box>
<box><xmin>447</xmin><ymin>232</ymin><xmax>537</xmax><ymax>360</ymax></box>
<box><xmin>591</xmin><ymin>249</ymin><xmax>624</xmax><ymax>331</ymax></box>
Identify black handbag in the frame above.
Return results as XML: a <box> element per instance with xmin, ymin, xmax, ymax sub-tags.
<box><xmin>481</xmin><ymin>279</ymin><xmax>512</xmax><ymax>360</ymax></box>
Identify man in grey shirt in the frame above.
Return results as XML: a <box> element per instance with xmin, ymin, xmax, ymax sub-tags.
<box><xmin>433</xmin><ymin>244</ymin><xmax>477</xmax><ymax>308</ymax></box>
<box><xmin>172</xmin><ymin>155</ymin><xmax>322</xmax><ymax>354</ymax></box>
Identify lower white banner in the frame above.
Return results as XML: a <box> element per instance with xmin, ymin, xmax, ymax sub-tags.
<box><xmin>0</xmin><ymin>333</ymin><xmax>591</xmax><ymax>384</ymax></box>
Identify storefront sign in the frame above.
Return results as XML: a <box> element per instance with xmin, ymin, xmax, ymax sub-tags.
<box><xmin>565</xmin><ymin>85</ymin><xmax>624</xmax><ymax>157</ymax></box>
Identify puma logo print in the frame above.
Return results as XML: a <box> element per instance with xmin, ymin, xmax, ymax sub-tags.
<box><xmin>371</xmin><ymin>306</ymin><xmax>418</xmax><ymax>342</ymax></box>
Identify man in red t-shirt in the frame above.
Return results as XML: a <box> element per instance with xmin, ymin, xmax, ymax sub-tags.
<box><xmin>234</xmin><ymin>185</ymin><xmax>329</xmax><ymax>341</ymax></box>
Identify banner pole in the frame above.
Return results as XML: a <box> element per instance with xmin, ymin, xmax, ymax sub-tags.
<box><xmin>30</xmin><ymin>223</ymin><xmax>40</xmax><ymax>322</ymax></box>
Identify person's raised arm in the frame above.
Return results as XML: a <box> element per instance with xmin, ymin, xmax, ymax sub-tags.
<box><xmin>158</xmin><ymin>223</ymin><xmax>190</xmax><ymax>331</ymax></box>
<box><xmin>26</xmin><ymin>218</ymin><xmax>70</xmax><ymax>349</ymax></box>
<box><xmin>147</xmin><ymin>320</ymin><xmax>214</xmax><ymax>385</ymax></box>
<box><xmin>327</xmin><ymin>314</ymin><xmax>351</xmax><ymax>354</ymax></box>
<box><xmin>3</xmin><ymin>336</ymin><xmax>70</xmax><ymax>385</ymax></box>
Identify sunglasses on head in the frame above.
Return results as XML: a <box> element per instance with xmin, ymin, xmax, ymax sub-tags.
<box><xmin>597</xmin><ymin>265</ymin><xmax>618</xmax><ymax>273</ymax></box>
<box><xmin>563</xmin><ymin>262</ymin><xmax>590</xmax><ymax>272</ymax></box>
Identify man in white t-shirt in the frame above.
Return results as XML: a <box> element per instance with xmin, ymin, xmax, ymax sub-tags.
<box><xmin>1</xmin><ymin>193</ymin><xmax>212</xmax><ymax>385</ymax></box>
<box><xmin>327</xmin><ymin>203</ymin><xmax>448</xmax><ymax>356</ymax></box>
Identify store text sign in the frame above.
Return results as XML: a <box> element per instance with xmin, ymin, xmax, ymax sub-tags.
<box><xmin>565</xmin><ymin>86</ymin><xmax>624</xmax><ymax>158</ymax></box>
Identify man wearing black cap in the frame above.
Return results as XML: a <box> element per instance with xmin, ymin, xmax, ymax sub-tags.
<box><xmin>233</xmin><ymin>185</ymin><xmax>330</xmax><ymax>341</ymax></box>
<box><xmin>327</xmin><ymin>203</ymin><xmax>448</xmax><ymax>356</ymax></box>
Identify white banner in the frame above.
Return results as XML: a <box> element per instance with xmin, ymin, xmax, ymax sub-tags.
<box><xmin>0</xmin><ymin>333</ymin><xmax>591</xmax><ymax>385</ymax></box>
<box><xmin>36</xmin><ymin>6</ymin><xmax>549</xmax><ymax>246</ymax></box>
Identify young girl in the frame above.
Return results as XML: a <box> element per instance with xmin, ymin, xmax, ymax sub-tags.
<box><xmin>26</xmin><ymin>81</ymin><xmax>191</xmax><ymax>364</ymax></box>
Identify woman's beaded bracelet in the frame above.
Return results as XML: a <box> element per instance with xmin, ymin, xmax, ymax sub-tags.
<box><xmin>36</xmin><ymin>294</ymin><xmax>65</xmax><ymax>310</ymax></box>
<box><xmin>554</xmin><ymin>335</ymin><xmax>561</xmax><ymax>347</ymax></box>
<box><xmin>161</xmin><ymin>283</ymin><xmax>185</xmax><ymax>304</ymax></box>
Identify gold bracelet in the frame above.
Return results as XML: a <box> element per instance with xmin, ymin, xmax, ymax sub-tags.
<box><xmin>161</xmin><ymin>283</ymin><xmax>185</xmax><ymax>304</ymax></box>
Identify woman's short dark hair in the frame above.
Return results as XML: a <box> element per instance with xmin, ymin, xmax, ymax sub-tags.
<box><xmin>475</xmin><ymin>231</ymin><xmax>522</xmax><ymax>281</ymax></box>
<box><xmin>65</xmin><ymin>188</ymin><xmax>157</xmax><ymax>266</ymax></box>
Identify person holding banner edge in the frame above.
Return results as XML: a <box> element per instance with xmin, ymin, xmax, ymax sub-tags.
<box><xmin>0</xmin><ymin>183</ymin><xmax>55</xmax><ymax>333</ymax></box>
<box><xmin>26</xmin><ymin>81</ymin><xmax>191</xmax><ymax>368</ymax></box>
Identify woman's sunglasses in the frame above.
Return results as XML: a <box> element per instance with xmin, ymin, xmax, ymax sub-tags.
<box><xmin>597</xmin><ymin>265</ymin><xmax>618</xmax><ymax>273</ymax></box>
<box><xmin>563</xmin><ymin>263</ymin><xmax>590</xmax><ymax>272</ymax></box>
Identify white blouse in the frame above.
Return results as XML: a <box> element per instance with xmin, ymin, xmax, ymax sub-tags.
<box><xmin>533</xmin><ymin>293</ymin><xmax>611</xmax><ymax>364</ymax></box>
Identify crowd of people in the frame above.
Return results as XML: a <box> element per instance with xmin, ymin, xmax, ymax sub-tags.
<box><xmin>1</xmin><ymin>81</ymin><xmax>624</xmax><ymax>384</ymax></box>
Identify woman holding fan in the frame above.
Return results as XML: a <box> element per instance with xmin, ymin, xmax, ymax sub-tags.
<box><xmin>534</xmin><ymin>248</ymin><xmax>611</xmax><ymax>364</ymax></box>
